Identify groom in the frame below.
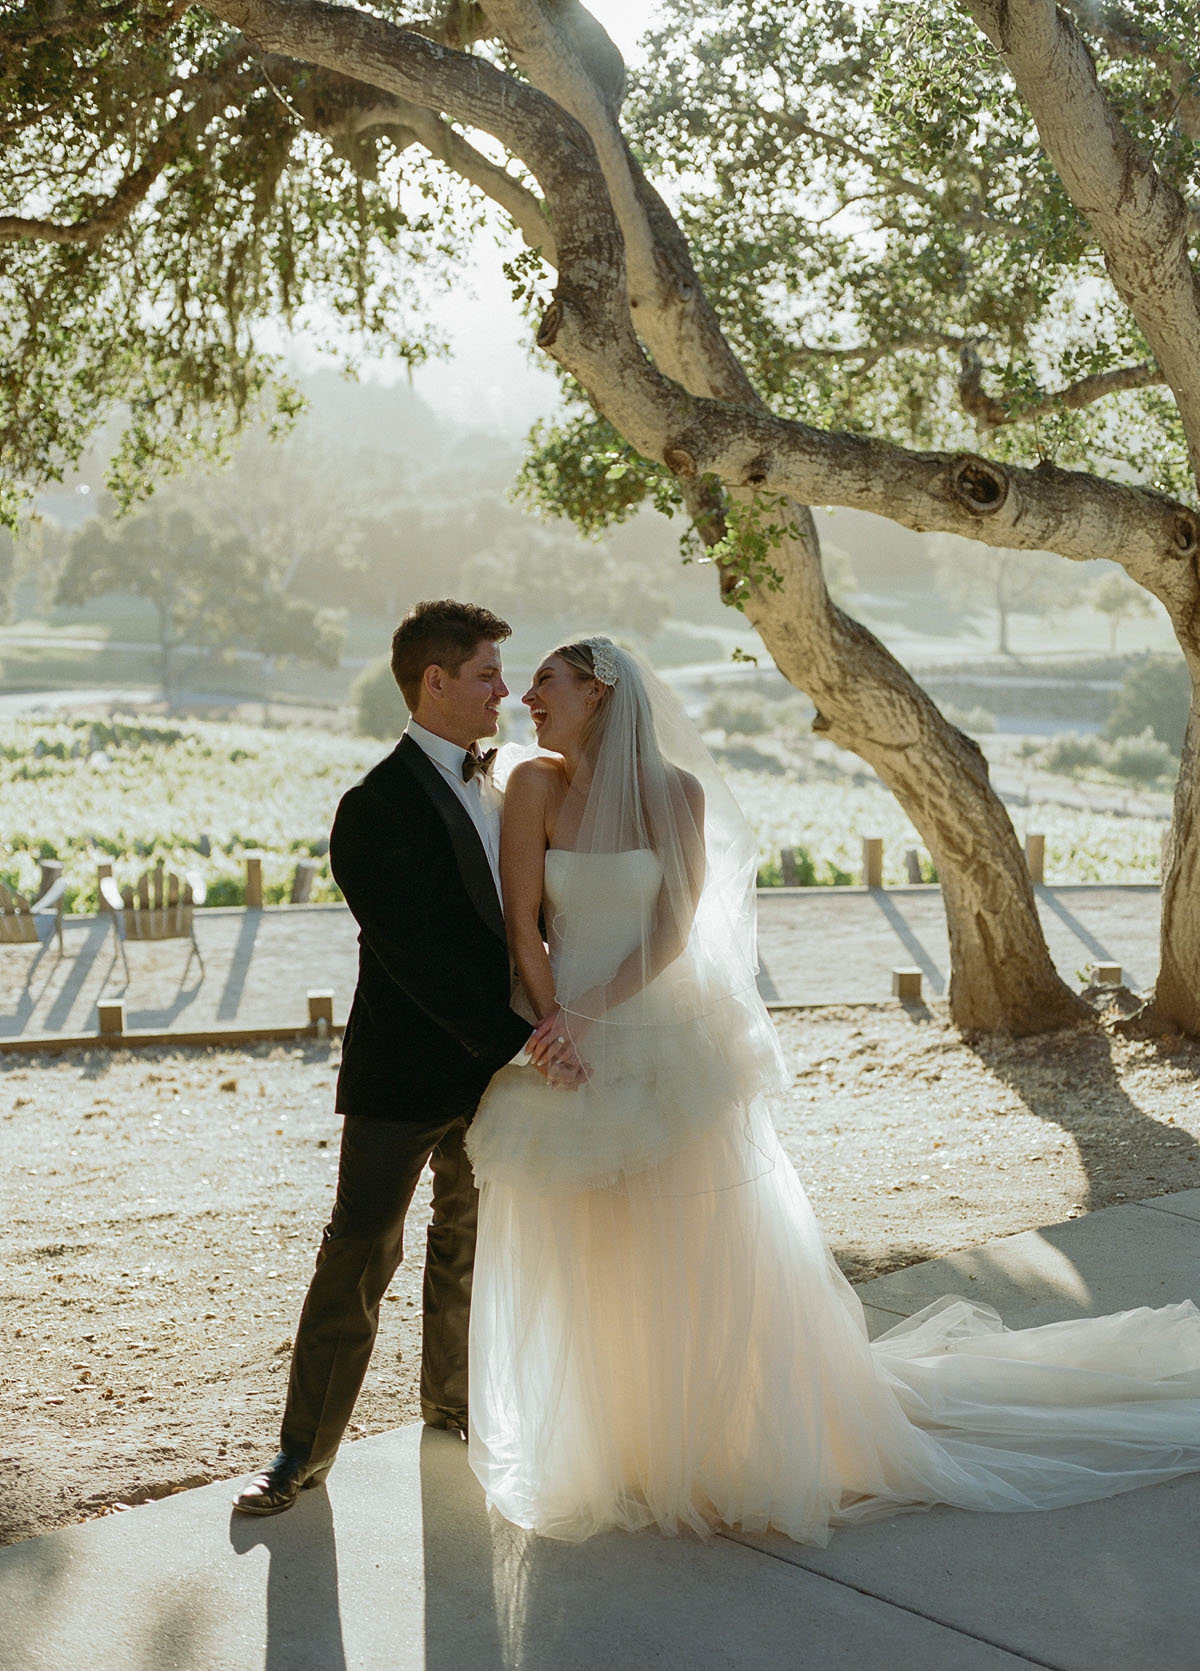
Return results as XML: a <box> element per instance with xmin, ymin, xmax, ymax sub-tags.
<box><xmin>234</xmin><ymin>599</ymin><xmax>545</xmax><ymax>1515</ymax></box>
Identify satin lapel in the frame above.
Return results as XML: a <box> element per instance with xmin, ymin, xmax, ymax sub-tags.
<box><xmin>394</xmin><ymin>734</ymin><xmax>506</xmax><ymax>943</ymax></box>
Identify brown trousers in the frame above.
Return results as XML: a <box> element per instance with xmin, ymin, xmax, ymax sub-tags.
<box><xmin>279</xmin><ymin>1112</ymin><xmax>477</xmax><ymax>1471</ymax></box>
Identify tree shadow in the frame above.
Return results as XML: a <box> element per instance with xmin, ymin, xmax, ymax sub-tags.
<box><xmin>969</xmin><ymin>1027</ymin><xmax>1200</xmax><ymax>1213</ymax></box>
<box><xmin>215</xmin><ymin>910</ymin><xmax>260</xmax><ymax>1022</ymax></box>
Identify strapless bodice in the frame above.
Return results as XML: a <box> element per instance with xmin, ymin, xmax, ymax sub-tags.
<box><xmin>543</xmin><ymin>848</ymin><xmax>664</xmax><ymax>987</ymax></box>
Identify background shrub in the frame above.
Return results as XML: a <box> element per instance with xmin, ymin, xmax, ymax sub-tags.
<box><xmin>352</xmin><ymin>656</ymin><xmax>408</xmax><ymax>740</ymax></box>
<box><xmin>1104</xmin><ymin>654</ymin><xmax>1188</xmax><ymax>754</ymax></box>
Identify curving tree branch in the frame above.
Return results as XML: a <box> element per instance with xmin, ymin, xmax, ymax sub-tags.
<box><xmin>765</xmin><ymin>111</ymin><xmax>1026</xmax><ymax>241</ymax></box>
<box><xmin>0</xmin><ymin>54</ymin><xmax>255</xmax><ymax>246</ymax></box>
<box><xmin>957</xmin><ymin>341</ymin><xmax>1169</xmax><ymax>429</ymax></box>
<box><xmin>964</xmin><ymin>0</ymin><xmax>1200</xmax><ymax>488</ymax></box>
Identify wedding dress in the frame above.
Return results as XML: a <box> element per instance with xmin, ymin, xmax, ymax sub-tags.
<box><xmin>466</xmin><ymin>641</ymin><xmax>1200</xmax><ymax>1546</ymax></box>
<box><xmin>467</xmin><ymin>848</ymin><xmax>1200</xmax><ymax>1545</ymax></box>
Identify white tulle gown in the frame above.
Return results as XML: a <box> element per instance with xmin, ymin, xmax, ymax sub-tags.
<box><xmin>466</xmin><ymin>850</ymin><xmax>1200</xmax><ymax>1546</ymax></box>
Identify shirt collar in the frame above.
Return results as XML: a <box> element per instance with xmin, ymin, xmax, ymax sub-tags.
<box><xmin>406</xmin><ymin>717</ymin><xmax>474</xmax><ymax>779</ymax></box>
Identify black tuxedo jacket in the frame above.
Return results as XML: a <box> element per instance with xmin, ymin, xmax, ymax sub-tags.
<box><xmin>330</xmin><ymin>734</ymin><xmax>531</xmax><ymax>1122</ymax></box>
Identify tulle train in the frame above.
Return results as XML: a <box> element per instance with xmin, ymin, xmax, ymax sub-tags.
<box><xmin>468</xmin><ymin>1100</ymin><xmax>1200</xmax><ymax>1546</ymax></box>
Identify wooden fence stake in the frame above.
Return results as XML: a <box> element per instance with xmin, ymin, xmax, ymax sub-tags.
<box><xmin>891</xmin><ymin>967</ymin><xmax>923</xmax><ymax>1001</ymax></box>
<box><xmin>1025</xmin><ymin>832</ymin><xmax>1045</xmax><ymax>883</ymax></box>
<box><xmin>245</xmin><ymin>853</ymin><xmax>264</xmax><ymax>909</ymax></box>
<box><xmin>862</xmin><ymin>836</ymin><xmax>883</xmax><ymax>889</ymax></box>
<box><xmin>98</xmin><ymin>1000</ymin><xmax>126</xmax><ymax>1035</ymax></box>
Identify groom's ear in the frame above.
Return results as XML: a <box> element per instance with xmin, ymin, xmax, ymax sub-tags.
<box><xmin>422</xmin><ymin>663</ymin><xmax>446</xmax><ymax>704</ymax></box>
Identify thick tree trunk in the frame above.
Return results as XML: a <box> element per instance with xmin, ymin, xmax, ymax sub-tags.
<box><xmin>718</xmin><ymin>505</ymin><xmax>1086</xmax><ymax>1033</ymax></box>
<box><xmin>1152</xmin><ymin>699</ymin><xmax>1200</xmax><ymax>1030</ymax></box>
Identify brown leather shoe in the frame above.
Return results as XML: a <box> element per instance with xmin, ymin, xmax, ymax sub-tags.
<box><xmin>422</xmin><ymin>1410</ymin><xmax>468</xmax><ymax>1439</ymax></box>
<box><xmin>232</xmin><ymin>1451</ymin><xmax>331</xmax><ymax>1515</ymax></box>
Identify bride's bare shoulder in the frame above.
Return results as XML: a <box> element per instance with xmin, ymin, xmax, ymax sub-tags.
<box><xmin>506</xmin><ymin>756</ymin><xmax>564</xmax><ymax>798</ymax></box>
<box><xmin>666</xmin><ymin>764</ymin><xmax>705</xmax><ymax>818</ymax></box>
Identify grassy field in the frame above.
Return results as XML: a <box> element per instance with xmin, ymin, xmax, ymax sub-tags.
<box><xmin>0</xmin><ymin>715</ymin><xmax>1169</xmax><ymax>912</ymax></box>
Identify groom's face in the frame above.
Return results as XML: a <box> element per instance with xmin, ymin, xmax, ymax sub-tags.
<box><xmin>434</xmin><ymin>638</ymin><xmax>508</xmax><ymax>747</ymax></box>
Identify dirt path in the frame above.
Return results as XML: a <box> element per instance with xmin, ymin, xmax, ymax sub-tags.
<box><xmin>4</xmin><ymin>1003</ymin><xmax>1199</xmax><ymax>1547</ymax></box>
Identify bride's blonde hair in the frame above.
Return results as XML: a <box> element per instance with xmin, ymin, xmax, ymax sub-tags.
<box><xmin>552</xmin><ymin>639</ymin><xmax>615</xmax><ymax>748</ymax></box>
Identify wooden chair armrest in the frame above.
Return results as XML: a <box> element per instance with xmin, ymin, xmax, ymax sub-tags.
<box><xmin>185</xmin><ymin>872</ymin><xmax>208</xmax><ymax>907</ymax></box>
<box><xmin>32</xmin><ymin>878</ymin><xmax>67</xmax><ymax>914</ymax></box>
<box><xmin>99</xmin><ymin>877</ymin><xmax>124</xmax><ymax>913</ymax></box>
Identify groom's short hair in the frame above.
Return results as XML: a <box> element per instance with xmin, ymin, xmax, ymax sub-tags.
<box><xmin>391</xmin><ymin>599</ymin><xmax>512</xmax><ymax>708</ymax></box>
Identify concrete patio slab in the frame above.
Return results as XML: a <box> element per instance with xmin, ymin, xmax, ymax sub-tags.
<box><xmin>731</xmin><ymin>1473</ymin><xmax>1200</xmax><ymax>1671</ymax></box>
<box><xmin>0</xmin><ymin>1425</ymin><xmax>1031</xmax><ymax>1671</ymax></box>
<box><xmin>857</xmin><ymin>1197</ymin><xmax>1200</xmax><ymax>1329</ymax></box>
<box><xmin>1140</xmin><ymin>1187</ymin><xmax>1200</xmax><ymax>1224</ymax></box>
<box><xmin>0</xmin><ymin>884</ymin><xmax>1166</xmax><ymax>1041</ymax></box>
<box><xmin>754</xmin><ymin>883</ymin><xmax>1161</xmax><ymax>1007</ymax></box>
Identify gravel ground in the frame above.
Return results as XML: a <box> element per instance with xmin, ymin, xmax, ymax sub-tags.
<box><xmin>4</xmin><ymin>1002</ymin><xmax>1200</xmax><ymax>1548</ymax></box>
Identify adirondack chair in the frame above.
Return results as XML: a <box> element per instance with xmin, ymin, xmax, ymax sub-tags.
<box><xmin>0</xmin><ymin>876</ymin><xmax>66</xmax><ymax>955</ymax></box>
<box><xmin>100</xmin><ymin>859</ymin><xmax>206</xmax><ymax>980</ymax></box>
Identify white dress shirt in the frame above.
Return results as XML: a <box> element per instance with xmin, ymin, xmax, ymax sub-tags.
<box><xmin>405</xmin><ymin>719</ymin><xmax>503</xmax><ymax>899</ymax></box>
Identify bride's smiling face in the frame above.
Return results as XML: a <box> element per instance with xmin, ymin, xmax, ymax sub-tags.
<box><xmin>523</xmin><ymin>655</ymin><xmax>599</xmax><ymax>754</ymax></box>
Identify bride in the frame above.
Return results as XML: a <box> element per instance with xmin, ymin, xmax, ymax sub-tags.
<box><xmin>465</xmin><ymin>635</ymin><xmax>1200</xmax><ymax>1546</ymax></box>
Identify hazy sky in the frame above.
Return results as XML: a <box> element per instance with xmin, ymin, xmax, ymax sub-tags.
<box><xmin>402</xmin><ymin>0</ymin><xmax>657</xmax><ymax>434</ymax></box>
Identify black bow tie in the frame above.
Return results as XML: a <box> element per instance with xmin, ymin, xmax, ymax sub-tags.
<box><xmin>462</xmin><ymin>747</ymin><xmax>497</xmax><ymax>783</ymax></box>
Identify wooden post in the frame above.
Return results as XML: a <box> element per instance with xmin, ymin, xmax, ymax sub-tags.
<box><xmin>308</xmin><ymin>989</ymin><xmax>334</xmax><ymax>1038</ymax></box>
<box><xmin>38</xmin><ymin>859</ymin><xmax>63</xmax><ymax>898</ymax></box>
<box><xmin>97</xmin><ymin>999</ymin><xmax>125</xmax><ymax>1035</ymax></box>
<box><xmin>97</xmin><ymin>861</ymin><xmax>113</xmax><ymax>910</ymax></box>
<box><xmin>245</xmin><ymin>852</ymin><xmax>264</xmax><ymax>909</ymax></box>
<box><xmin>861</xmin><ymin>836</ymin><xmax>883</xmax><ymax>889</ymax></box>
<box><xmin>892</xmin><ymin>967</ymin><xmax>923</xmax><ymax>1001</ymax></box>
<box><xmin>779</xmin><ymin>847</ymin><xmax>799</xmax><ymax>887</ymax></box>
<box><xmin>903</xmin><ymin>848</ymin><xmax>922</xmax><ymax>884</ymax></box>
<box><xmin>1025</xmin><ymin>832</ymin><xmax>1045</xmax><ymax>883</ymax></box>
<box><xmin>1094</xmin><ymin>963</ymin><xmax>1122</xmax><ymax>985</ymax></box>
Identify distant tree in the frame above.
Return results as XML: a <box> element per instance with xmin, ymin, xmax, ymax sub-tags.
<box><xmin>458</xmin><ymin>525</ymin><xmax>672</xmax><ymax>639</ymax></box>
<box><xmin>59</xmin><ymin>508</ymin><xmax>342</xmax><ymax>706</ymax></box>
<box><xmin>351</xmin><ymin>655</ymin><xmax>408</xmax><ymax>740</ymax></box>
<box><xmin>1104</xmin><ymin>655</ymin><xmax>1190</xmax><ymax>755</ymax></box>
<box><xmin>932</xmin><ymin>538</ymin><xmax>1076</xmax><ymax>655</ymax></box>
<box><xmin>1092</xmin><ymin>569</ymin><xmax>1155</xmax><ymax>652</ymax></box>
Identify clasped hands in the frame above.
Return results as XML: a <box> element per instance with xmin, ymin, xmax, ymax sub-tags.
<box><xmin>528</xmin><ymin>1008</ymin><xmax>589</xmax><ymax>1090</ymax></box>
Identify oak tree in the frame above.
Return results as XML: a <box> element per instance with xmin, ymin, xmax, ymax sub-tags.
<box><xmin>4</xmin><ymin>0</ymin><xmax>1200</xmax><ymax>1030</ymax></box>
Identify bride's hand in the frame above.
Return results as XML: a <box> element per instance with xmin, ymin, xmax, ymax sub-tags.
<box><xmin>528</xmin><ymin>1007</ymin><xmax>587</xmax><ymax>1066</ymax></box>
<box><xmin>529</xmin><ymin>1009</ymin><xmax>590</xmax><ymax>1088</ymax></box>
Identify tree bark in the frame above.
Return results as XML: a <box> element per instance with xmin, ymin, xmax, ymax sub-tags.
<box><xmin>693</xmin><ymin>501</ymin><xmax>1081</xmax><ymax>1031</ymax></box>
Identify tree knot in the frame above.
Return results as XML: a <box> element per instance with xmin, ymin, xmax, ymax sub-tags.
<box><xmin>663</xmin><ymin>444</ymin><xmax>698</xmax><ymax>478</ymax></box>
<box><xmin>536</xmin><ymin>299</ymin><xmax>564</xmax><ymax>349</ymax></box>
<box><xmin>949</xmin><ymin>453</ymin><xmax>1009</xmax><ymax>517</ymax></box>
<box><xmin>741</xmin><ymin>454</ymin><xmax>771</xmax><ymax>488</ymax></box>
<box><xmin>1171</xmin><ymin>510</ymin><xmax>1199</xmax><ymax>559</ymax></box>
